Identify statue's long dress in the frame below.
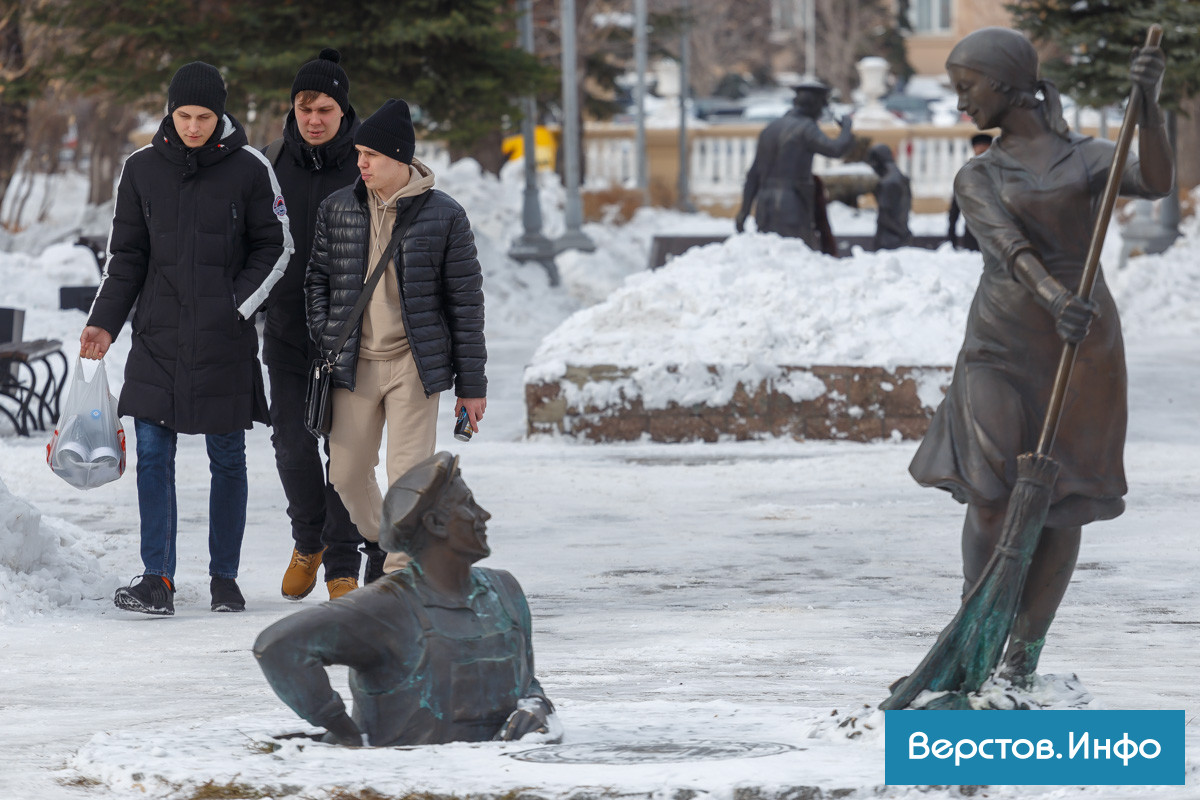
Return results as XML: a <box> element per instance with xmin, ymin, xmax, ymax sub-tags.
<box><xmin>910</xmin><ymin>133</ymin><xmax>1162</xmax><ymax>527</ymax></box>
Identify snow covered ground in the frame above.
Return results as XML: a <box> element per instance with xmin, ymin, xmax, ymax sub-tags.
<box><xmin>1</xmin><ymin>163</ymin><xmax>1197</xmax><ymax>799</ymax></box>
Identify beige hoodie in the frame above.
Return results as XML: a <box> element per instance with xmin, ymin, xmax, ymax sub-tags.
<box><xmin>359</xmin><ymin>158</ymin><xmax>436</xmax><ymax>361</ymax></box>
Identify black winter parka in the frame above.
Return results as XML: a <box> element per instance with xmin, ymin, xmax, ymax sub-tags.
<box><xmin>262</xmin><ymin>108</ymin><xmax>360</xmax><ymax>374</ymax></box>
<box><xmin>88</xmin><ymin>114</ymin><xmax>293</xmax><ymax>434</ymax></box>
<box><xmin>304</xmin><ymin>176</ymin><xmax>486</xmax><ymax>398</ymax></box>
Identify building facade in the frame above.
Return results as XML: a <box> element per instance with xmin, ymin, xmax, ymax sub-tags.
<box><xmin>902</xmin><ymin>0</ymin><xmax>1015</xmax><ymax>76</ymax></box>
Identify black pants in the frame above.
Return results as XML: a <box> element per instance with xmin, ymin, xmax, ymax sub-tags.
<box><xmin>268</xmin><ymin>365</ymin><xmax>362</xmax><ymax>580</ymax></box>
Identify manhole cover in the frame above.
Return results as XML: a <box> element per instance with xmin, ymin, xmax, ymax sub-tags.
<box><xmin>509</xmin><ymin>740</ymin><xmax>800</xmax><ymax>764</ymax></box>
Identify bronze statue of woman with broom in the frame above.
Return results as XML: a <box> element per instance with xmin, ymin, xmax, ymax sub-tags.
<box><xmin>885</xmin><ymin>26</ymin><xmax>1173</xmax><ymax>709</ymax></box>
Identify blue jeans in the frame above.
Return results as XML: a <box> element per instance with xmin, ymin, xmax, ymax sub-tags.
<box><xmin>134</xmin><ymin>418</ymin><xmax>248</xmax><ymax>581</ymax></box>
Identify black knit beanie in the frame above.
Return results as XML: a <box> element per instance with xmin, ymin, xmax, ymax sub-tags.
<box><xmin>291</xmin><ymin>48</ymin><xmax>350</xmax><ymax>113</ymax></box>
<box><xmin>355</xmin><ymin>99</ymin><xmax>416</xmax><ymax>164</ymax></box>
<box><xmin>167</xmin><ymin>62</ymin><xmax>227</xmax><ymax>118</ymax></box>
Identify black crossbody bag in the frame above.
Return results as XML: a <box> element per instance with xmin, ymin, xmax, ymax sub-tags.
<box><xmin>304</xmin><ymin>192</ymin><xmax>430</xmax><ymax>438</ymax></box>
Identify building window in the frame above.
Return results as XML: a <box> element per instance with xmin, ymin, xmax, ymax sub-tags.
<box><xmin>909</xmin><ymin>0</ymin><xmax>951</xmax><ymax>33</ymax></box>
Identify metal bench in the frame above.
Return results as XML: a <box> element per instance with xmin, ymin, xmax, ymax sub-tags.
<box><xmin>1</xmin><ymin>338</ymin><xmax>68</xmax><ymax>437</ymax></box>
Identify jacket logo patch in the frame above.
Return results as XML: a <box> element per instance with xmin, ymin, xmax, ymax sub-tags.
<box><xmin>273</xmin><ymin>196</ymin><xmax>288</xmax><ymax>217</ymax></box>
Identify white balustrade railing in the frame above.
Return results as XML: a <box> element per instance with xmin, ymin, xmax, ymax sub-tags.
<box><xmin>583</xmin><ymin>137</ymin><xmax>637</xmax><ymax>189</ymax></box>
<box><xmin>418</xmin><ymin>123</ymin><xmax>989</xmax><ymax>208</ymax></box>
<box><xmin>897</xmin><ymin>135</ymin><xmax>976</xmax><ymax>201</ymax></box>
<box><xmin>689</xmin><ymin>135</ymin><xmax>756</xmax><ymax>196</ymax></box>
<box><xmin>582</xmin><ymin>123</ymin><xmax>985</xmax><ymax>204</ymax></box>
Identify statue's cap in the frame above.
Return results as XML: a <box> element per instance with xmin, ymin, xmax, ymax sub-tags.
<box><xmin>380</xmin><ymin>451</ymin><xmax>460</xmax><ymax>553</ymax></box>
<box><xmin>791</xmin><ymin>77</ymin><xmax>831</xmax><ymax>95</ymax></box>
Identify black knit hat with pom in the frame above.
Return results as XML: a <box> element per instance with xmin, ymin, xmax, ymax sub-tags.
<box><xmin>291</xmin><ymin>48</ymin><xmax>350</xmax><ymax>113</ymax></box>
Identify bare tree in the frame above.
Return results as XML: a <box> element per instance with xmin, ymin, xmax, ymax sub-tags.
<box><xmin>678</xmin><ymin>0</ymin><xmax>774</xmax><ymax>97</ymax></box>
<box><xmin>813</xmin><ymin>0</ymin><xmax>893</xmax><ymax>97</ymax></box>
<box><xmin>0</xmin><ymin>1</ymin><xmax>30</xmax><ymax>205</ymax></box>
<box><xmin>1</xmin><ymin>91</ymin><xmax>70</xmax><ymax>229</ymax></box>
<box><xmin>74</xmin><ymin>96</ymin><xmax>139</xmax><ymax>206</ymax></box>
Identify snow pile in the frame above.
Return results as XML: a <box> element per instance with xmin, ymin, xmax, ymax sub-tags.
<box><xmin>0</xmin><ymin>475</ymin><xmax>114</xmax><ymax>619</ymax></box>
<box><xmin>439</xmin><ymin>156</ymin><xmax>734</xmax><ymax>331</ymax></box>
<box><xmin>0</xmin><ymin>242</ymin><xmax>100</xmax><ymax>313</ymax></box>
<box><xmin>555</xmin><ymin>205</ymin><xmax>734</xmax><ymax>306</ymax></box>
<box><xmin>0</xmin><ymin>171</ymin><xmax>100</xmax><ymax>254</ymax></box>
<box><xmin>1109</xmin><ymin>202</ymin><xmax>1200</xmax><ymax>340</ymax></box>
<box><xmin>909</xmin><ymin>673</ymin><xmax>1095</xmax><ymax>711</ymax></box>
<box><xmin>526</xmin><ymin>234</ymin><xmax>980</xmax><ymax>409</ymax></box>
<box><xmin>526</xmin><ymin>200</ymin><xmax>1200</xmax><ymax>412</ymax></box>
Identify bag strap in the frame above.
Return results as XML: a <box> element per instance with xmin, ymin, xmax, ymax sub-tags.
<box><xmin>326</xmin><ymin>191</ymin><xmax>431</xmax><ymax>363</ymax></box>
<box><xmin>264</xmin><ymin>138</ymin><xmax>285</xmax><ymax>166</ymax></box>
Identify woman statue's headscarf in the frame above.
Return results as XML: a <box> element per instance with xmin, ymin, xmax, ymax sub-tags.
<box><xmin>946</xmin><ymin>27</ymin><xmax>1071</xmax><ymax>140</ymax></box>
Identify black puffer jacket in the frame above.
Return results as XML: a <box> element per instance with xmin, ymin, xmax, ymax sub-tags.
<box><xmin>305</xmin><ymin>177</ymin><xmax>486</xmax><ymax>398</ymax></box>
<box><xmin>88</xmin><ymin>113</ymin><xmax>292</xmax><ymax>434</ymax></box>
<box><xmin>262</xmin><ymin>108</ymin><xmax>360</xmax><ymax>374</ymax></box>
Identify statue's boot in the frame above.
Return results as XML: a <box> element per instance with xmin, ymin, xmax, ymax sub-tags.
<box><xmin>999</xmin><ymin>523</ymin><xmax>1081</xmax><ymax>685</ymax></box>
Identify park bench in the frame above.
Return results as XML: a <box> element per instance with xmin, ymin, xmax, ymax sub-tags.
<box><xmin>0</xmin><ymin>308</ymin><xmax>68</xmax><ymax>437</ymax></box>
<box><xmin>60</xmin><ymin>234</ymin><xmax>108</xmax><ymax>312</ymax></box>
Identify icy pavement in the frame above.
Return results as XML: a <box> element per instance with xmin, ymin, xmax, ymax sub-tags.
<box><xmin>2</xmin><ymin>338</ymin><xmax>1197</xmax><ymax>799</ymax></box>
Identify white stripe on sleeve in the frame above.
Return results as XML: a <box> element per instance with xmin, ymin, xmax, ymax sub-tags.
<box><xmin>236</xmin><ymin>146</ymin><xmax>295</xmax><ymax>318</ymax></box>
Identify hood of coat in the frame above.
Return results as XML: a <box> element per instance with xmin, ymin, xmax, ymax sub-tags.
<box><xmin>282</xmin><ymin>105</ymin><xmax>360</xmax><ymax>171</ymax></box>
<box><xmin>153</xmin><ymin>112</ymin><xmax>248</xmax><ymax>178</ymax></box>
<box><xmin>352</xmin><ymin>157</ymin><xmax>436</xmax><ymax>207</ymax></box>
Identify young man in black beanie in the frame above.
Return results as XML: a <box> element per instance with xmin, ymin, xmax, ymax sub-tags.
<box><xmin>261</xmin><ymin>49</ymin><xmax>370</xmax><ymax>602</ymax></box>
<box><xmin>305</xmin><ymin>98</ymin><xmax>486</xmax><ymax>577</ymax></box>
<box><xmin>80</xmin><ymin>60</ymin><xmax>293</xmax><ymax>616</ymax></box>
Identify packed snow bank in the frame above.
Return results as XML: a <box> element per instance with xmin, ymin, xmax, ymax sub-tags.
<box><xmin>526</xmin><ymin>199</ymin><xmax>1200</xmax><ymax>413</ymax></box>
<box><xmin>525</xmin><ymin>235</ymin><xmax>981</xmax><ymax>407</ymax></box>
<box><xmin>1109</xmin><ymin>203</ymin><xmax>1200</xmax><ymax>340</ymax></box>
<box><xmin>0</xmin><ymin>475</ymin><xmax>115</xmax><ymax>619</ymax></box>
<box><xmin>439</xmin><ymin>156</ymin><xmax>735</xmax><ymax>320</ymax></box>
<box><xmin>0</xmin><ymin>241</ymin><xmax>100</xmax><ymax>313</ymax></box>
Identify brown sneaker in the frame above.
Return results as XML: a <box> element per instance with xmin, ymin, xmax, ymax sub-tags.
<box><xmin>281</xmin><ymin>548</ymin><xmax>324</xmax><ymax>599</ymax></box>
<box><xmin>327</xmin><ymin>576</ymin><xmax>358</xmax><ymax>600</ymax></box>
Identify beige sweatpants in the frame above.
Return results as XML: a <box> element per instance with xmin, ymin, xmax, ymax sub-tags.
<box><xmin>328</xmin><ymin>353</ymin><xmax>440</xmax><ymax>572</ymax></box>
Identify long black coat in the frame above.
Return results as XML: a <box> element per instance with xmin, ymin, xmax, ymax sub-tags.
<box><xmin>304</xmin><ymin>178</ymin><xmax>486</xmax><ymax>398</ymax></box>
<box><xmin>88</xmin><ymin>114</ymin><xmax>293</xmax><ymax>434</ymax></box>
<box><xmin>262</xmin><ymin>108</ymin><xmax>360</xmax><ymax>374</ymax></box>
<box><xmin>739</xmin><ymin>111</ymin><xmax>853</xmax><ymax>248</ymax></box>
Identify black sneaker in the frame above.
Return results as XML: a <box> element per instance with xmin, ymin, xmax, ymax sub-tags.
<box><xmin>114</xmin><ymin>574</ymin><xmax>175</xmax><ymax>616</ymax></box>
<box><xmin>363</xmin><ymin>543</ymin><xmax>386</xmax><ymax>584</ymax></box>
<box><xmin>210</xmin><ymin>576</ymin><xmax>245</xmax><ymax>612</ymax></box>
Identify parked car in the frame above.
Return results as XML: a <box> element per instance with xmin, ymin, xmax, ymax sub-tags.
<box><xmin>883</xmin><ymin>93</ymin><xmax>934</xmax><ymax>124</ymax></box>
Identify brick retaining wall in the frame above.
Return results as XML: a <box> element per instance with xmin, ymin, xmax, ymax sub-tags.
<box><xmin>526</xmin><ymin>364</ymin><xmax>952</xmax><ymax>443</ymax></box>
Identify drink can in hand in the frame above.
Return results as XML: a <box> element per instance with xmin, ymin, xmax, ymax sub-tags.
<box><xmin>453</xmin><ymin>407</ymin><xmax>473</xmax><ymax>442</ymax></box>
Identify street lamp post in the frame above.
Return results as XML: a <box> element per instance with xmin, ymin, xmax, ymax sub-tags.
<box><xmin>805</xmin><ymin>0</ymin><xmax>816</xmax><ymax>80</ymax></box>
<box><xmin>556</xmin><ymin>0</ymin><xmax>595</xmax><ymax>253</ymax></box>
<box><xmin>508</xmin><ymin>0</ymin><xmax>560</xmax><ymax>285</ymax></box>
<box><xmin>676</xmin><ymin>0</ymin><xmax>694</xmax><ymax>211</ymax></box>
<box><xmin>634</xmin><ymin>0</ymin><xmax>649</xmax><ymax>204</ymax></box>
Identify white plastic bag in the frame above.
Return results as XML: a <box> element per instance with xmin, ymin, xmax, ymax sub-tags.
<box><xmin>46</xmin><ymin>356</ymin><xmax>126</xmax><ymax>490</ymax></box>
